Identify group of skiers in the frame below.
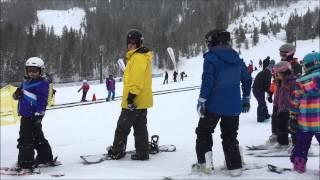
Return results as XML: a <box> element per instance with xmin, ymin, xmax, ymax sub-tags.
<box><xmin>252</xmin><ymin>43</ymin><xmax>319</xmax><ymax>174</ymax></box>
<box><xmin>10</xmin><ymin>28</ymin><xmax>319</xmax><ymax>177</ymax></box>
<box><xmin>163</xmin><ymin>70</ymin><xmax>187</xmax><ymax>84</ymax></box>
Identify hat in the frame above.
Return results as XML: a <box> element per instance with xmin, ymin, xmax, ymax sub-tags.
<box><xmin>272</xmin><ymin>61</ymin><xmax>291</xmax><ymax>74</ymax></box>
<box><xmin>303</xmin><ymin>51</ymin><xmax>320</xmax><ymax>73</ymax></box>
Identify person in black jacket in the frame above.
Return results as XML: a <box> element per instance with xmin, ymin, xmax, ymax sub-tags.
<box><xmin>262</xmin><ymin>56</ymin><xmax>270</xmax><ymax>70</ymax></box>
<box><xmin>252</xmin><ymin>60</ymin><xmax>275</xmax><ymax>122</ymax></box>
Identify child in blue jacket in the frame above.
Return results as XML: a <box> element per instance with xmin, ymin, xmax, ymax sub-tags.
<box><xmin>12</xmin><ymin>57</ymin><xmax>55</xmax><ymax>172</ymax></box>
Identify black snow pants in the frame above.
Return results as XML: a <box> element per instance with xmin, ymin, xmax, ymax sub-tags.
<box><xmin>17</xmin><ymin>117</ymin><xmax>53</xmax><ymax>169</ymax></box>
<box><xmin>112</xmin><ymin>109</ymin><xmax>149</xmax><ymax>155</ymax></box>
<box><xmin>276</xmin><ymin>112</ymin><xmax>289</xmax><ymax>145</ymax></box>
<box><xmin>253</xmin><ymin>88</ymin><xmax>270</xmax><ymax>122</ymax></box>
<box><xmin>195</xmin><ymin>112</ymin><xmax>242</xmax><ymax>170</ymax></box>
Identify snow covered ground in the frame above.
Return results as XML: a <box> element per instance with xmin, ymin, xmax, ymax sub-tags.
<box><xmin>1</xmin><ymin>38</ymin><xmax>319</xmax><ymax>179</ymax></box>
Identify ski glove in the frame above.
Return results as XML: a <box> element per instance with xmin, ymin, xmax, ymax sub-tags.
<box><xmin>267</xmin><ymin>92</ymin><xmax>273</xmax><ymax>103</ymax></box>
<box><xmin>12</xmin><ymin>88</ymin><xmax>23</xmax><ymax>100</ymax></box>
<box><xmin>34</xmin><ymin>112</ymin><xmax>44</xmax><ymax>124</ymax></box>
<box><xmin>197</xmin><ymin>98</ymin><xmax>206</xmax><ymax>118</ymax></box>
<box><xmin>288</xmin><ymin>112</ymin><xmax>298</xmax><ymax>134</ymax></box>
<box><xmin>241</xmin><ymin>97</ymin><xmax>250</xmax><ymax>113</ymax></box>
<box><xmin>127</xmin><ymin>93</ymin><xmax>137</xmax><ymax>111</ymax></box>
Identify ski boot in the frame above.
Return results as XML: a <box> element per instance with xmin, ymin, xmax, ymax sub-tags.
<box><xmin>131</xmin><ymin>153</ymin><xmax>149</xmax><ymax>160</ymax></box>
<box><xmin>191</xmin><ymin>151</ymin><xmax>214</xmax><ymax>175</ymax></box>
<box><xmin>149</xmin><ymin>135</ymin><xmax>159</xmax><ymax>154</ymax></box>
<box><xmin>293</xmin><ymin>157</ymin><xmax>306</xmax><ymax>173</ymax></box>
<box><xmin>35</xmin><ymin>156</ymin><xmax>61</xmax><ymax>168</ymax></box>
<box><xmin>107</xmin><ymin>145</ymin><xmax>126</xmax><ymax>160</ymax></box>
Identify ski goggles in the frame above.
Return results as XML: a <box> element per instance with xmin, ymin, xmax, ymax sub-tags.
<box><xmin>279</xmin><ymin>51</ymin><xmax>294</xmax><ymax>58</ymax></box>
<box><xmin>26</xmin><ymin>67</ymin><xmax>40</xmax><ymax>73</ymax></box>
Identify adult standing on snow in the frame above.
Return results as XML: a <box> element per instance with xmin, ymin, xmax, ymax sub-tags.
<box><xmin>279</xmin><ymin>44</ymin><xmax>302</xmax><ymax>77</ymax></box>
<box><xmin>193</xmin><ymin>29</ymin><xmax>252</xmax><ymax>177</ymax></box>
<box><xmin>107</xmin><ymin>29</ymin><xmax>153</xmax><ymax>161</ymax></box>
<box><xmin>163</xmin><ymin>71</ymin><xmax>168</xmax><ymax>84</ymax></box>
<box><xmin>263</xmin><ymin>56</ymin><xmax>270</xmax><ymax>70</ymax></box>
<box><xmin>106</xmin><ymin>74</ymin><xmax>115</xmax><ymax>101</ymax></box>
<box><xmin>252</xmin><ymin>60</ymin><xmax>275</xmax><ymax>122</ymax></box>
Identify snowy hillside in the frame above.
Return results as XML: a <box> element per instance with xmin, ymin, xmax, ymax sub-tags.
<box><xmin>36</xmin><ymin>7</ymin><xmax>86</xmax><ymax>36</ymax></box>
<box><xmin>228</xmin><ymin>0</ymin><xmax>319</xmax><ymax>33</ymax></box>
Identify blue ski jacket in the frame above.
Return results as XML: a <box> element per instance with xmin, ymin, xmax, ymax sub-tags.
<box><xmin>200</xmin><ymin>45</ymin><xmax>252</xmax><ymax>115</ymax></box>
<box><xmin>18</xmin><ymin>77</ymin><xmax>49</xmax><ymax>117</ymax></box>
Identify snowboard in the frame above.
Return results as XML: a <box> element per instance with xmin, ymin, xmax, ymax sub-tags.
<box><xmin>80</xmin><ymin>144</ymin><xmax>176</xmax><ymax>164</ymax></box>
<box><xmin>267</xmin><ymin>164</ymin><xmax>292</xmax><ymax>174</ymax></box>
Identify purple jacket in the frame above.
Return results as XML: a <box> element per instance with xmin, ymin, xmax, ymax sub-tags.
<box><xmin>106</xmin><ymin>78</ymin><xmax>115</xmax><ymax>91</ymax></box>
<box><xmin>273</xmin><ymin>74</ymin><xmax>296</xmax><ymax>113</ymax></box>
<box><xmin>18</xmin><ymin>77</ymin><xmax>49</xmax><ymax>117</ymax></box>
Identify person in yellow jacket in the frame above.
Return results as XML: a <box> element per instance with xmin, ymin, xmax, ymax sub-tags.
<box><xmin>108</xmin><ymin>29</ymin><xmax>153</xmax><ymax>161</ymax></box>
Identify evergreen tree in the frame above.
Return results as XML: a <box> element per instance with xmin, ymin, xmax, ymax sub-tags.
<box><xmin>252</xmin><ymin>27</ymin><xmax>259</xmax><ymax>46</ymax></box>
<box><xmin>260</xmin><ymin>21</ymin><xmax>269</xmax><ymax>35</ymax></box>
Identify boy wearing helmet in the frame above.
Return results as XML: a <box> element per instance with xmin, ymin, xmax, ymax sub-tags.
<box><xmin>290</xmin><ymin>51</ymin><xmax>320</xmax><ymax>173</ymax></box>
<box><xmin>193</xmin><ymin>29</ymin><xmax>252</xmax><ymax>177</ymax></box>
<box><xmin>12</xmin><ymin>57</ymin><xmax>55</xmax><ymax>172</ymax></box>
<box><xmin>107</xmin><ymin>29</ymin><xmax>153</xmax><ymax>161</ymax></box>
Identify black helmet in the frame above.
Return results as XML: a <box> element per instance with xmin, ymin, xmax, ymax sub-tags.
<box><xmin>205</xmin><ymin>29</ymin><xmax>230</xmax><ymax>48</ymax></box>
<box><xmin>127</xmin><ymin>29</ymin><xmax>144</xmax><ymax>47</ymax></box>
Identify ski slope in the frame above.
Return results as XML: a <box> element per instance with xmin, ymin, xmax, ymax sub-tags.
<box><xmin>1</xmin><ymin>39</ymin><xmax>319</xmax><ymax>179</ymax></box>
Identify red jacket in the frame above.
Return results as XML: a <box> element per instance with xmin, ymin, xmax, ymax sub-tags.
<box><xmin>81</xmin><ymin>83</ymin><xmax>90</xmax><ymax>92</ymax></box>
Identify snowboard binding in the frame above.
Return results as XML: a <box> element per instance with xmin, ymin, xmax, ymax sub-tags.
<box><xmin>149</xmin><ymin>135</ymin><xmax>159</xmax><ymax>154</ymax></box>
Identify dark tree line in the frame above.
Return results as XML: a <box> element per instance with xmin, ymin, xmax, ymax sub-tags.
<box><xmin>0</xmin><ymin>0</ymin><xmax>305</xmax><ymax>85</ymax></box>
<box><xmin>285</xmin><ymin>8</ymin><xmax>320</xmax><ymax>43</ymax></box>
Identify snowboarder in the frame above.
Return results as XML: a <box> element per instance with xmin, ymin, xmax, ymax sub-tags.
<box><xmin>173</xmin><ymin>71</ymin><xmax>178</xmax><ymax>82</ymax></box>
<box><xmin>107</xmin><ymin>29</ymin><xmax>153</xmax><ymax>161</ymax></box>
<box><xmin>279</xmin><ymin>43</ymin><xmax>302</xmax><ymax>77</ymax></box>
<box><xmin>271</xmin><ymin>61</ymin><xmax>297</xmax><ymax>151</ymax></box>
<box><xmin>78</xmin><ymin>80</ymin><xmax>90</xmax><ymax>102</ymax></box>
<box><xmin>106</xmin><ymin>74</ymin><xmax>115</xmax><ymax>101</ymax></box>
<box><xmin>163</xmin><ymin>71</ymin><xmax>168</xmax><ymax>84</ymax></box>
<box><xmin>12</xmin><ymin>57</ymin><xmax>56</xmax><ymax>173</ymax></box>
<box><xmin>290</xmin><ymin>51</ymin><xmax>320</xmax><ymax>173</ymax></box>
<box><xmin>252</xmin><ymin>60</ymin><xmax>275</xmax><ymax>122</ymax></box>
<box><xmin>193</xmin><ymin>29</ymin><xmax>252</xmax><ymax>177</ymax></box>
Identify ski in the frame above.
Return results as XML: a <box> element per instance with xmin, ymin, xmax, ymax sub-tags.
<box><xmin>80</xmin><ymin>144</ymin><xmax>176</xmax><ymax>164</ymax></box>
<box><xmin>0</xmin><ymin>167</ymin><xmax>40</xmax><ymax>176</ymax></box>
<box><xmin>246</xmin><ymin>145</ymin><xmax>268</xmax><ymax>151</ymax></box>
<box><xmin>254</xmin><ymin>152</ymin><xmax>319</xmax><ymax>157</ymax></box>
<box><xmin>267</xmin><ymin>164</ymin><xmax>292</xmax><ymax>174</ymax></box>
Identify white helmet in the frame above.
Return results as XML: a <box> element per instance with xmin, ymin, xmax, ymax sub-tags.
<box><xmin>25</xmin><ymin>57</ymin><xmax>45</xmax><ymax>69</ymax></box>
<box><xmin>83</xmin><ymin>80</ymin><xmax>87</xmax><ymax>83</ymax></box>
